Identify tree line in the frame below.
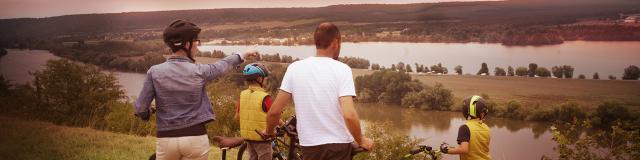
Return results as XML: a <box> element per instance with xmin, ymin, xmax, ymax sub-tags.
<box><xmin>370</xmin><ymin>61</ymin><xmax>640</xmax><ymax>80</ymax></box>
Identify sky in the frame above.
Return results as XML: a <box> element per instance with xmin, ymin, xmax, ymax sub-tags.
<box><xmin>0</xmin><ymin>0</ymin><xmax>491</xmax><ymax>19</ymax></box>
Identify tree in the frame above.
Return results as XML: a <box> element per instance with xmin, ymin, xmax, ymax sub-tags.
<box><xmin>406</xmin><ymin>65</ymin><xmax>413</xmax><ymax>73</ymax></box>
<box><xmin>477</xmin><ymin>63</ymin><xmax>489</xmax><ymax>75</ymax></box>
<box><xmin>414</xmin><ymin>63</ymin><xmax>422</xmax><ymax>73</ymax></box>
<box><xmin>422</xmin><ymin>65</ymin><xmax>429</xmax><ymax>73</ymax></box>
<box><xmin>494</xmin><ymin>67</ymin><xmax>506</xmax><ymax>76</ymax></box>
<box><xmin>562</xmin><ymin>65</ymin><xmax>574</xmax><ymax>79</ymax></box>
<box><xmin>528</xmin><ymin>63</ymin><xmax>538</xmax><ymax>77</ymax></box>
<box><xmin>609</xmin><ymin>75</ymin><xmax>617</xmax><ymax>80</ymax></box>
<box><xmin>507</xmin><ymin>66</ymin><xmax>515</xmax><ymax>76</ymax></box>
<box><xmin>391</xmin><ymin>64</ymin><xmax>397</xmax><ymax>71</ymax></box>
<box><xmin>31</xmin><ymin>59</ymin><xmax>124</xmax><ymax>127</ymax></box>
<box><xmin>593</xmin><ymin>72</ymin><xmax>599</xmax><ymax>80</ymax></box>
<box><xmin>515</xmin><ymin>67</ymin><xmax>528</xmax><ymax>76</ymax></box>
<box><xmin>552</xmin><ymin>66</ymin><xmax>564</xmax><ymax>78</ymax></box>
<box><xmin>536</xmin><ymin>67</ymin><xmax>551</xmax><ymax>77</ymax></box>
<box><xmin>622</xmin><ymin>65</ymin><xmax>640</xmax><ymax>80</ymax></box>
<box><xmin>454</xmin><ymin>65</ymin><xmax>463</xmax><ymax>75</ymax></box>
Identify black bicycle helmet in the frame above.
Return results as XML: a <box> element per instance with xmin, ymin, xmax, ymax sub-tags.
<box><xmin>462</xmin><ymin>95</ymin><xmax>489</xmax><ymax>119</ymax></box>
<box><xmin>163</xmin><ymin>19</ymin><xmax>201</xmax><ymax>62</ymax></box>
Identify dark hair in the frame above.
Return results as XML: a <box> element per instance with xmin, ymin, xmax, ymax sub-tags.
<box><xmin>314</xmin><ymin>23</ymin><xmax>340</xmax><ymax>49</ymax></box>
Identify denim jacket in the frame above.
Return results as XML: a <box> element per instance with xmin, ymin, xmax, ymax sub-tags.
<box><xmin>134</xmin><ymin>55</ymin><xmax>243</xmax><ymax>131</ymax></box>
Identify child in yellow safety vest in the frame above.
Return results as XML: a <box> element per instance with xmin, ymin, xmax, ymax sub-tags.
<box><xmin>235</xmin><ymin>63</ymin><xmax>274</xmax><ymax>160</ymax></box>
<box><xmin>440</xmin><ymin>95</ymin><xmax>492</xmax><ymax>160</ymax></box>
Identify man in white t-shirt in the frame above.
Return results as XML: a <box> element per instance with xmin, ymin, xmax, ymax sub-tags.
<box><xmin>264</xmin><ymin>22</ymin><xmax>374</xmax><ymax>160</ymax></box>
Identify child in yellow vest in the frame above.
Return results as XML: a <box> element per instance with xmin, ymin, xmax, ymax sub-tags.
<box><xmin>235</xmin><ymin>63</ymin><xmax>273</xmax><ymax>160</ymax></box>
<box><xmin>441</xmin><ymin>95</ymin><xmax>492</xmax><ymax>160</ymax></box>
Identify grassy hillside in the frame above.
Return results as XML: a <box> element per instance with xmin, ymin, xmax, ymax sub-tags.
<box><xmin>0</xmin><ymin>116</ymin><xmax>243</xmax><ymax>160</ymax></box>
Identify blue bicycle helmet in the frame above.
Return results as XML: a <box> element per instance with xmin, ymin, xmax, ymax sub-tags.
<box><xmin>243</xmin><ymin>63</ymin><xmax>270</xmax><ymax>79</ymax></box>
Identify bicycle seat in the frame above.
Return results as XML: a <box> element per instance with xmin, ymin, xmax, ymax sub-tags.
<box><xmin>212</xmin><ymin>136</ymin><xmax>245</xmax><ymax>148</ymax></box>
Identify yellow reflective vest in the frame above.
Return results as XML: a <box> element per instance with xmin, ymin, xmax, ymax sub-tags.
<box><xmin>461</xmin><ymin>119</ymin><xmax>492</xmax><ymax>160</ymax></box>
<box><xmin>239</xmin><ymin>86</ymin><xmax>269</xmax><ymax>141</ymax></box>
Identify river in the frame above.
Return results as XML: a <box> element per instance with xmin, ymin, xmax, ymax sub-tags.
<box><xmin>8</xmin><ymin>42</ymin><xmax>624</xmax><ymax>159</ymax></box>
<box><xmin>199</xmin><ymin>41</ymin><xmax>640</xmax><ymax>78</ymax></box>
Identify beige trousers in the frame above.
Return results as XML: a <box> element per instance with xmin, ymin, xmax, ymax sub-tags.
<box><xmin>156</xmin><ymin>135</ymin><xmax>210</xmax><ymax>160</ymax></box>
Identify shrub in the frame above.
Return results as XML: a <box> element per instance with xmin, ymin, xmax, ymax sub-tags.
<box><xmin>622</xmin><ymin>65</ymin><xmax>640</xmax><ymax>80</ymax></box>
<box><xmin>401</xmin><ymin>91</ymin><xmax>423</xmax><ymax>108</ymax></box>
<box><xmin>355</xmin><ymin>70</ymin><xmax>420</xmax><ymax>105</ymax></box>
<box><xmin>515</xmin><ymin>66</ymin><xmax>528</xmax><ymax>76</ymax></box>
<box><xmin>504</xmin><ymin>100</ymin><xmax>526</xmax><ymax>120</ymax></box>
<box><xmin>590</xmin><ymin>101</ymin><xmax>633</xmax><ymax>129</ymax></box>
<box><xmin>422</xmin><ymin>83</ymin><xmax>454</xmax><ymax>110</ymax></box>
<box><xmin>494</xmin><ymin>67</ymin><xmax>506</xmax><ymax>76</ymax></box>
<box><xmin>354</xmin><ymin>122</ymin><xmax>421</xmax><ymax>160</ymax></box>
<box><xmin>104</xmin><ymin>101</ymin><xmax>156</xmax><ymax>136</ymax></box>
<box><xmin>609</xmin><ymin>75</ymin><xmax>617</xmax><ymax>80</ymax></box>
<box><xmin>536</xmin><ymin>67</ymin><xmax>551</xmax><ymax>77</ymax></box>
<box><xmin>593</xmin><ymin>72</ymin><xmax>599</xmax><ymax>79</ymax></box>
<box><xmin>551</xmin><ymin>102</ymin><xmax>586</xmax><ymax>122</ymax></box>
<box><xmin>578</xmin><ymin>74</ymin><xmax>586</xmax><ymax>79</ymax></box>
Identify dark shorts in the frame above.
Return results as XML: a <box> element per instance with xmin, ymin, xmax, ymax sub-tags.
<box><xmin>301</xmin><ymin>143</ymin><xmax>353</xmax><ymax>160</ymax></box>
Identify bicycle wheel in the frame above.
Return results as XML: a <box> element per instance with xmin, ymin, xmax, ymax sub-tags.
<box><xmin>236</xmin><ymin>143</ymin><xmax>247</xmax><ymax>160</ymax></box>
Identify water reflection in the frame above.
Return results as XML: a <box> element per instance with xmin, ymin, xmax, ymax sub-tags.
<box><xmin>356</xmin><ymin>103</ymin><xmax>558</xmax><ymax>160</ymax></box>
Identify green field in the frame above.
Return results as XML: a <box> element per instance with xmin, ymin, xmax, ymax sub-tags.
<box><xmin>0</xmin><ymin>116</ymin><xmax>243</xmax><ymax>160</ymax></box>
<box><xmin>352</xmin><ymin>69</ymin><xmax>640</xmax><ymax>109</ymax></box>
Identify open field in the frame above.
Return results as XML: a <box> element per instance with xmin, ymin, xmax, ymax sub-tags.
<box><xmin>0</xmin><ymin>116</ymin><xmax>243</xmax><ymax>160</ymax></box>
<box><xmin>353</xmin><ymin>69</ymin><xmax>640</xmax><ymax>109</ymax></box>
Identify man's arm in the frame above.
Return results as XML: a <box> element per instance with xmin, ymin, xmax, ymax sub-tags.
<box><xmin>265</xmin><ymin>90</ymin><xmax>291</xmax><ymax>135</ymax></box>
<box><xmin>340</xmin><ymin>96</ymin><xmax>373</xmax><ymax>150</ymax></box>
<box><xmin>199</xmin><ymin>51</ymin><xmax>259</xmax><ymax>82</ymax></box>
<box><xmin>134</xmin><ymin>72</ymin><xmax>155</xmax><ymax>121</ymax></box>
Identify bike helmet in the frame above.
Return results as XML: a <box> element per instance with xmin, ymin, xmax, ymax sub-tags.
<box><xmin>462</xmin><ymin>95</ymin><xmax>489</xmax><ymax>119</ymax></box>
<box><xmin>163</xmin><ymin>19</ymin><xmax>201</xmax><ymax>62</ymax></box>
<box><xmin>243</xmin><ymin>63</ymin><xmax>270</xmax><ymax>79</ymax></box>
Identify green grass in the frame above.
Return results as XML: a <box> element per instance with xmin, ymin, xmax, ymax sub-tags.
<box><xmin>0</xmin><ymin>116</ymin><xmax>244</xmax><ymax>160</ymax></box>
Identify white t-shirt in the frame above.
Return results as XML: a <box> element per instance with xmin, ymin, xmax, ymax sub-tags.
<box><xmin>279</xmin><ymin>56</ymin><xmax>356</xmax><ymax>146</ymax></box>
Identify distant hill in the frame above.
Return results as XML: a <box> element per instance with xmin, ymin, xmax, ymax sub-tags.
<box><xmin>1</xmin><ymin>0</ymin><xmax>639</xmax><ymax>45</ymax></box>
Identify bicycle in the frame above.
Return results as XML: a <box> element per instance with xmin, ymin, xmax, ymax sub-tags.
<box><xmin>402</xmin><ymin>143</ymin><xmax>448</xmax><ymax>160</ymax></box>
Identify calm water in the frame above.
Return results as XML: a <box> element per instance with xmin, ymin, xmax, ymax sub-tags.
<box><xmin>6</xmin><ymin>44</ymin><xmax>613</xmax><ymax>159</ymax></box>
<box><xmin>200</xmin><ymin>41</ymin><xmax>640</xmax><ymax>77</ymax></box>
<box><xmin>356</xmin><ymin>103</ymin><xmax>556</xmax><ymax>160</ymax></box>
